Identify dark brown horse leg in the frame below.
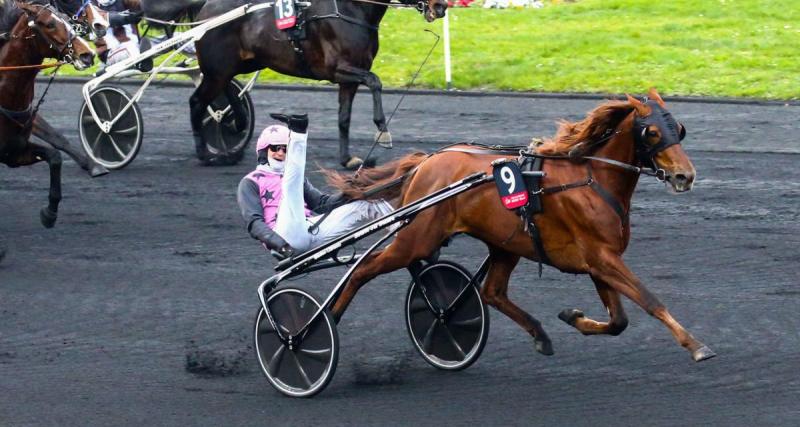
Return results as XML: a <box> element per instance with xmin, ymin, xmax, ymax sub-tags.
<box><xmin>558</xmin><ymin>276</ymin><xmax>629</xmax><ymax>336</ymax></box>
<box><xmin>8</xmin><ymin>141</ymin><xmax>63</xmax><ymax>228</ymax></box>
<box><xmin>335</xmin><ymin>65</ymin><xmax>390</xmax><ymax>167</ymax></box>
<box><xmin>223</xmin><ymin>82</ymin><xmax>247</xmax><ymax>134</ymax></box>
<box><xmin>591</xmin><ymin>252</ymin><xmax>716</xmax><ymax>362</ymax></box>
<box><xmin>336</xmin><ymin>82</ymin><xmax>360</xmax><ymax>168</ymax></box>
<box><xmin>481</xmin><ymin>247</ymin><xmax>554</xmax><ymax>356</ymax></box>
<box><xmin>32</xmin><ymin>115</ymin><xmax>109</xmax><ymax>177</ymax></box>
<box><xmin>189</xmin><ymin>75</ymin><xmax>229</xmax><ymax>163</ymax></box>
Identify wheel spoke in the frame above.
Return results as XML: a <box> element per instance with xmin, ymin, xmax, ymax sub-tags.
<box><xmin>449</xmin><ymin>315</ymin><xmax>482</xmax><ymax>331</ymax></box>
<box><xmin>298</xmin><ymin>347</ymin><xmax>331</xmax><ymax>363</ymax></box>
<box><xmin>446</xmin><ymin>285</ymin><xmax>473</xmax><ymax>312</ymax></box>
<box><xmin>96</xmin><ymin>92</ymin><xmax>112</xmax><ymax>118</ymax></box>
<box><xmin>90</xmin><ymin>131</ymin><xmax>104</xmax><ymax>153</ymax></box>
<box><xmin>291</xmin><ymin>352</ymin><xmax>313</xmax><ymax>388</ymax></box>
<box><xmin>409</xmin><ymin>297</ymin><xmax>431</xmax><ymax>314</ymax></box>
<box><xmin>267</xmin><ymin>344</ymin><xmax>286</xmax><ymax>376</ymax></box>
<box><xmin>440</xmin><ymin>324</ymin><xmax>466</xmax><ymax>359</ymax></box>
<box><xmin>421</xmin><ymin>318</ymin><xmax>438</xmax><ymax>354</ymax></box>
<box><xmin>113</xmin><ymin>125</ymin><xmax>139</xmax><ymax>135</ymax></box>
<box><xmin>258</xmin><ymin>318</ymin><xmax>276</xmax><ymax>335</ymax></box>
<box><xmin>201</xmin><ymin>115</ymin><xmax>213</xmax><ymax>126</ymax></box>
<box><xmin>106</xmin><ymin>134</ymin><xmax>128</xmax><ymax>160</ymax></box>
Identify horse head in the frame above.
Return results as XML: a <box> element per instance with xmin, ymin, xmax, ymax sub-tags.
<box><xmin>406</xmin><ymin>0</ymin><xmax>448</xmax><ymax>22</ymax></box>
<box><xmin>16</xmin><ymin>0</ymin><xmax>94</xmax><ymax>69</ymax></box>
<box><xmin>626</xmin><ymin>88</ymin><xmax>695</xmax><ymax>193</ymax></box>
<box><xmin>50</xmin><ymin>0</ymin><xmax>109</xmax><ymax>38</ymax></box>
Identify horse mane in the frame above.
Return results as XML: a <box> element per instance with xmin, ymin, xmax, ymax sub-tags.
<box><xmin>534</xmin><ymin>100</ymin><xmax>639</xmax><ymax>159</ymax></box>
<box><xmin>322</xmin><ymin>152</ymin><xmax>429</xmax><ymax>201</ymax></box>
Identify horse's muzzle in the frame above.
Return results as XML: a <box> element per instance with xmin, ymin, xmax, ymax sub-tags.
<box><xmin>427</xmin><ymin>3</ymin><xmax>447</xmax><ymax>22</ymax></box>
<box><xmin>667</xmin><ymin>171</ymin><xmax>694</xmax><ymax>193</ymax></box>
<box><xmin>75</xmin><ymin>52</ymin><xmax>95</xmax><ymax>70</ymax></box>
<box><xmin>92</xmin><ymin>24</ymin><xmax>107</xmax><ymax>38</ymax></box>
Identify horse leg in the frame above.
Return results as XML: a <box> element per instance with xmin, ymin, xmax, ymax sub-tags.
<box><xmin>8</xmin><ymin>141</ymin><xmax>63</xmax><ymax>228</ymax></box>
<box><xmin>481</xmin><ymin>247</ymin><xmax>554</xmax><ymax>356</ymax></box>
<box><xmin>558</xmin><ymin>276</ymin><xmax>629</xmax><ymax>336</ymax></box>
<box><xmin>32</xmin><ymin>115</ymin><xmax>109</xmax><ymax>177</ymax></box>
<box><xmin>189</xmin><ymin>74</ymin><xmax>229</xmax><ymax>163</ymax></box>
<box><xmin>335</xmin><ymin>82</ymin><xmax>361</xmax><ymax>169</ymax></box>
<box><xmin>335</xmin><ymin>66</ymin><xmax>391</xmax><ymax>164</ymax></box>
<box><xmin>223</xmin><ymin>81</ymin><xmax>247</xmax><ymax>134</ymax></box>
<box><xmin>590</xmin><ymin>251</ymin><xmax>716</xmax><ymax>362</ymax></box>
<box><xmin>330</xmin><ymin>214</ymin><xmax>445</xmax><ymax>321</ymax></box>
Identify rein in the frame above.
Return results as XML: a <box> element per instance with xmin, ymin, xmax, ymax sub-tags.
<box><xmin>0</xmin><ymin>61</ymin><xmax>65</xmax><ymax>71</ymax></box>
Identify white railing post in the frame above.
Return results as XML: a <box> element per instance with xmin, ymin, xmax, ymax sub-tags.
<box><xmin>443</xmin><ymin>9</ymin><xmax>452</xmax><ymax>90</ymax></box>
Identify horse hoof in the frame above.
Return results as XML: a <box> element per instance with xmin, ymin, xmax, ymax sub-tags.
<box><xmin>40</xmin><ymin>208</ymin><xmax>57</xmax><ymax>229</ymax></box>
<box><xmin>343</xmin><ymin>156</ymin><xmax>363</xmax><ymax>170</ymax></box>
<box><xmin>558</xmin><ymin>309</ymin><xmax>584</xmax><ymax>326</ymax></box>
<box><xmin>89</xmin><ymin>164</ymin><xmax>109</xmax><ymax>178</ymax></box>
<box><xmin>535</xmin><ymin>338</ymin><xmax>554</xmax><ymax>356</ymax></box>
<box><xmin>375</xmin><ymin>130</ymin><xmax>392</xmax><ymax>149</ymax></box>
<box><xmin>692</xmin><ymin>345</ymin><xmax>717</xmax><ymax>362</ymax></box>
<box><xmin>363</xmin><ymin>157</ymin><xmax>377</xmax><ymax>168</ymax></box>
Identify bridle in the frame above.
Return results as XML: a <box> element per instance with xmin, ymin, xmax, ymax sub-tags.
<box><xmin>16</xmin><ymin>3</ymin><xmax>80</xmax><ymax>65</ymax></box>
<box><xmin>554</xmin><ymin>98</ymin><xmax>687</xmax><ymax>183</ymax></box>
<box><xmin>0</xmin><ymin>3</ymin><xmax>78</xmax><ymax>127</ymax></box>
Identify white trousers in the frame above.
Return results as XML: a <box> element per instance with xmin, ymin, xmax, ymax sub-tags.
<box><xmin>274</xmin><ymin>131</ymin><xmax>393</xmax><ymax>252</ymax></box>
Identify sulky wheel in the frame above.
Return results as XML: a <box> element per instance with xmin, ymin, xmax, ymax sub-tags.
<box><xmin>199</xmin><ymin>79</ymin><xmax>255</xmax><ymax>165</ymax></box>
<box><xmin>79</xmin><ymin>86</ymin><xmax>143</xmax><ymax>170</ymax></box>
<box><xmin>406</xmin><ymin>260</ymin><xmax>489</xmax><ymax>370</ymax></box>
<box><xmin>254</xmin><ymin>286</ymin><xmax>339</xmax><ymax>397</ymax></box>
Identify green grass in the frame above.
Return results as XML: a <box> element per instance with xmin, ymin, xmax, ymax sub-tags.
<box><xmin>60</xmin><ymin>0</ymin><xmax>800</xmax><ymax>99</ymax></box>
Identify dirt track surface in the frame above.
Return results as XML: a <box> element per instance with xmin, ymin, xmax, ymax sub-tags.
<box><xmin>1</xmin><ymin>82</ymin><xmax>799</xmax><ymax>426</ymax></box>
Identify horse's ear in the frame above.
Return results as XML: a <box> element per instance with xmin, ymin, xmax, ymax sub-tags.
<box><xmin>648</xmin><ymin>87</ymin><xmax>666</xmax><ymax>107</ymax></box>
<box><xmin>626</xmin><ymin>94</ymin><xmax>651</xmax><ymax>117</ymax></box>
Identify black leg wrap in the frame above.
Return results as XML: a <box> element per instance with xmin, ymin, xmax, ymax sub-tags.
<box><xmin>558</xmin><ymin>308</ymin><xmax>585</xmax><ymax>326</ymax></box>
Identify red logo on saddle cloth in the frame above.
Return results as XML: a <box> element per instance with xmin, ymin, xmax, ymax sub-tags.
<box><xmin>501</xmin><ymin>191</ymin><xmax>529</xmax><ymax>209</ymax></box>
<box><xmin>276</xmin><ymin>15</ymin><xmax>296</xmax><ymax>30</ymax></box>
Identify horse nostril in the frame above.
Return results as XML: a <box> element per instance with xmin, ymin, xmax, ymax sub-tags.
<box><xmin>673</xmin><ymin>173</ymin><xmax>691</xmax><ymax>185</ymax></box>
<box><xmin>434</xmin><ymin>4</ymin><xmax>446</xmax><ymax>16</ymax></box>
<box><xmin>81</xmin><ymin>53</ymin><xmax>95</xmax><ymax>66</ymax></box>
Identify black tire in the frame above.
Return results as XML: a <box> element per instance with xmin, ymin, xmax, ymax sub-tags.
<box><xmin>79</xmin><ymin>86</ymin><xmax>143</xmax><ymax>170</ymax></box>
<box><xmin>199</xmin><ymin>79</ymin><xmax>255</xmax><ymax>166</ymax></box>
<box><xmin>405</xmin><ymin>261</ymin><xmax>489</xmax><ymax>371</ymax></box>
<box><xmin>254</xmin><ymin>286</ymin><xmax>339</xmax><ymax>397</ymax></box>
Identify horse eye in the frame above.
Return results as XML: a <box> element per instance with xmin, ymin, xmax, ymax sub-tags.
<box><xmin>647</xmin><ymin>129</ymin><xmax>659</xmax><ymax>138</ymax></box>
<box><xmin>46</xmin><ymin>21</ymin><xmax>57</xmax><ymax>30</ymax></box>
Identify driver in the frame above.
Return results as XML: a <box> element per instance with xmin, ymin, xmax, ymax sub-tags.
<box><xmin>92</xmin><ymin>0</ymin><xmax>151</xmax><ymax>72</ymax></box>
<box><xmin>237</xmin><ymin>114</ymin><xmax>393</xmax><ymax>258</ymax></box>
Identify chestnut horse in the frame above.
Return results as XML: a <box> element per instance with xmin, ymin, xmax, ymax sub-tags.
<box><xmin>190</xmin><ymin>0</ymin><xmax>448</xmax><ymax>168</ymax></box>
<box><xmin>325</xmin><ymin>89</ymin><xmax>716</xmax><ymax>362</ymax></box>
<box><xmin>0</xmin><ymin>0</ymin><xmax>94</xmax><ymax>228</ymax></box>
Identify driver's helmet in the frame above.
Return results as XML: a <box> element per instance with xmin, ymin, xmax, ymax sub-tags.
<box><xmin>106</xmin><ymin>40</ymin><xmax>140</xmax><ymax>66</ymax></box>
<box><xmin>256</xmin><ymin>124</ymin><xmax>290</xmax><ymax>153</ymax></box>
<box><xmin>96</xmin><ymin>0</ymin><xmax>116</xmax><ymax>8</ymax></box>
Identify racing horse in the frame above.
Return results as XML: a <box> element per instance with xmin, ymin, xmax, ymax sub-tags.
<box><xmin>325</xmin><ymin>89</ymin><xmax>716</xmax><ymax>362</ymax></box>
<box><xmin>190</xmin><ymin>0</ymin><xmax>448</xmax><ymax>168</ymax></box>
<box><xmin>0</xmin><ymin>0</ymin><xmax>95</xmax><ymax>229</ymax></box>
<box><xmin>0</xmin><ymin>0</ymin><xmax>108</xmax><ymax>178</ymax></box>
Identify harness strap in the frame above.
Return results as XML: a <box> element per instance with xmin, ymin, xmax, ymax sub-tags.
<box><xmin>0</xmin><ymin>104</ymin><xmax>34</xmax><ymax>128</ymax></box>
<box><xmin>589</xmin><ymin>180</ymin><xmax>628</xmax><ymax>226</ymax></box>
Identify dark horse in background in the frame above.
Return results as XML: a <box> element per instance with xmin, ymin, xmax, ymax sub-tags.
<box><xmin>0</xmin><ymin>0</ymin><xmax>109</xmax><ymax>179</ymax></box>
<box><xmin>324</xmin><ymin>89</ymin><xmax>716</xmax><ymax>362</ymax></box>
<box><xmin>190</xmin><ymin>0</ymin><xmax>447</xmax><ymax>169</ymax></box>
<box><xmin>0</xmin><ymin>0</ymin><xmax>94</xmax><ymax>234</ymax></box>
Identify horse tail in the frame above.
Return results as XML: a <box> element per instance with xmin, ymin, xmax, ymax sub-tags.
<box><xmin>323</xmin><ymin>152</ymin><xmax>428</xmax><ymax>201</ymax></box>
